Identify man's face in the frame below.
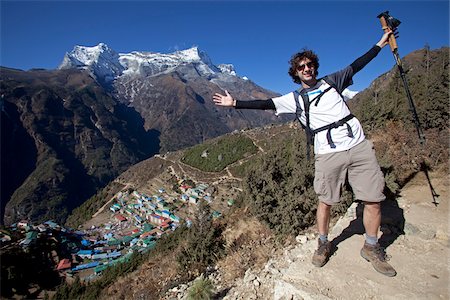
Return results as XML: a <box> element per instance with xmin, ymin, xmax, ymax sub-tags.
<box><xmin>296</xmin><ymin>59</ymin><xmax>316</xmax><ymax>84</ymax></box>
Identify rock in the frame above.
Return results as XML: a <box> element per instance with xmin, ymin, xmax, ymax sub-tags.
<box><xmin>244</xmin><ymin>269</ymin><xmax>256</xmax><ymax>283</ymax></box>
<box><xmin>345</xmin><ymin>202</ymin><xmax>359</xmax><ymax>218</ymax></box>
<box><xmin>435</xmin><ymin>228</ymin><xmax>449</xmax><ymax>242</ymax></box>
<box><xmin>296</xmin><ymin>235</ymin><xmax>308</xmax><ymax>244</ymax></box>
<box><xmin>270</xmin><ymin>268</ymin><xmax>281</xmax><ymax>275</ymax></box>
<box><xmin>253</xmin><ymin>279</ymin><xmax>260</xmax><ymax>287</ymax></box>
<box><xmin>265</xmin><ymin>260</ymin><xmax>281</xmax><ymax>275</ymax></box>
<box><xmin>404</xmin><ymin>222</ymin><xmax>420</xmax><ymax>235</ymax></box>
<box><xmin>274</xmin><ymin>279</ymin><xmax>330</xmax><ymax>300</ymax></box>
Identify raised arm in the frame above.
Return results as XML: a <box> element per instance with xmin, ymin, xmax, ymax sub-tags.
<box><xmin>350</xmin><ymin>30</ymin><xmax>393</xmax><ymax>74</ymax></box>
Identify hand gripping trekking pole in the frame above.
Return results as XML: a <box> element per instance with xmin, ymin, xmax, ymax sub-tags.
<box><xmin>377</xmin><ymin>11</ymin><xmax>426</xmax><ymax>145</ymax></box>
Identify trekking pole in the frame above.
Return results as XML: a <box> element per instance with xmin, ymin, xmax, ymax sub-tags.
<box><xmin>377</xmin><ymin>11</ymin><xmax>426</xmax><ymax>145</ymax></box>
<box><xmin>377</xmin><ymin>12</ymin><xmax>439</xmax><ymax>206</ymax></box>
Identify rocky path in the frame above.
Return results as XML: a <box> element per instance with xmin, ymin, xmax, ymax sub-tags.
<box><xmin>219</xmin><ymin>171</ymin><xmax>449</xmax><ymax>300</ymax></box>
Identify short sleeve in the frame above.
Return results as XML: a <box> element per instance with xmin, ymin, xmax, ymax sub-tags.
<box><xmin>271</xmin><ymin>92</ymin><xmax>297</xmax><ymax>115</ymax></box>
<box><xmin>326</xmin><ymin>66</ymin><xmax>354</xmax><ymax>92</ymax></box>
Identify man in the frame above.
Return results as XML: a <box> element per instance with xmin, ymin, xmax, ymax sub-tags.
<box><xmin>213</xmin><ymin>30</ymin><xmax>396</xmax><ymax>277</ymax></box>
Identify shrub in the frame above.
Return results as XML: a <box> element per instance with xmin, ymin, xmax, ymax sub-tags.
<box><xmin>177</xmin><ymin>201</ymin><xmax>225</xmax><ymax>274</ymax></box>
<box><xmin>241</xmin><ymin>133</ymin><xmax>353</xmax><ymax>237</ymax></box>
<box><xmin>370</xmin><ymin>121</ymin><xmax>448</xmax><ymax>193</ymax></box>
<box><xmin>187</xmin><ymin>276</ymin><xmax>214</xmax><ymax>300</ymax></box>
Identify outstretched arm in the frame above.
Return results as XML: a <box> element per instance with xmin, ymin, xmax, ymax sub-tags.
<box><xmin>213</xmin><ymin>91</ymin><xmax>276</xmax><ymax>110</ymax></box>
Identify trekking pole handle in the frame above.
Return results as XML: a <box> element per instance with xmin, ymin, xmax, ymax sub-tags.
<box><xmin>378</xmin><ymin>16</ymin><xmax>398</xmax><ymax>52</ymax></box>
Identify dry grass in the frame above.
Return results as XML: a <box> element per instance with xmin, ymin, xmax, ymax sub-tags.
<box><xmin>100</xmin><ymin>252</ymin><xmax>181</xmax><ymax>300</ymax></box>
<box><xmin>371</xmin><ymin>121</ymin><xmax>448</xmax><ymax>187</ymax></box>
<box><xmin>217</xmin><ymin>208</ymin><xmax>275</xmax><ymax>283</ymax></box>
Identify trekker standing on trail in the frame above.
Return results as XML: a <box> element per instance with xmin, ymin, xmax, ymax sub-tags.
<box><xmin>212</xmin><ymin>30</ymin><xmax>397</xmax><ymax>277</ymax></box>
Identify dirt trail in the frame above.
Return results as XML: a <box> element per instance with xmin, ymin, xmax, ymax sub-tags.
<box><xmin>91</xmin><ymin>183</ymin><xmax>130</xmax><ymax>218</ymax></box>
<box><xmin>272</xmin><ymin>171</ymin><xmax>449</xmax><ymax>299</ymax></box>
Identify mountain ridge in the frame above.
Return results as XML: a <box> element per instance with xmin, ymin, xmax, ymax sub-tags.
<box><xmin>1</xmin><ymin>67</ymin><xmax>159</xmax><ymax>225</ymax></box>
<box><xmin>58</xmin><ymin>43</ymin><xmax>239</xmax><ymax>83</ymax></box>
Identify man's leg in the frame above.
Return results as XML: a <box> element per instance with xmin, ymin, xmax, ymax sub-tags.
<box><xmin>363</xmin><ymin>201</ymin><xmax>381</xmax><ymax>238</ymax></box>
<box><xmin>347</xmin><ymin>140</ymin><xmax>396</xmax><ymax>276</ymax></box>
<box><xmin>312</xmin><ymin>201</ymin><xmax>332</xmax><ymax>267</ymax></box>
<box><xmin>317</xmin><ymin>201</ymin><xmax>332</xmax><ymax>237</ymax></box>
<box><xmin>312</xmin><ymin>151</ymin><xmax>346</xmax><ymax>268</ymax></box>
<box><xmin>361</xmin><ymin>201</ymin><xmax>396</xmax><ymax>277</ymax></box>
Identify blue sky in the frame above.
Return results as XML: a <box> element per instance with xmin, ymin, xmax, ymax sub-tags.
<box><xmin>1</xmin><ymin>1</ymin><xmax>449</xmax><ymax>94</ymax></box>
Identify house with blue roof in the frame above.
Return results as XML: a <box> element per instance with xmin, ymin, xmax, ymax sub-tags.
<box><xmin>76</xmin><ymin>249</ymin><xmax>93</xmax><ymax>259</ymax></box>
<box><xmin>161</xmin><ymin>210</ymin><xmax>171</xmax><ymax>218</ymax></box>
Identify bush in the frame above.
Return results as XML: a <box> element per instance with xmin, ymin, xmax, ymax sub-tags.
<box><xmin>241</xmin><ymin>133</ymin><xmax>353</xmax><ymax>237</ymax></box>
<box><xmin>187</xmin><ymin>276</ymin><xmax>214</xmax><ymax>300</ymax></box>
<box><xmin>370</xmin><ymin>122</ymin><xmax>448</xmax><ymax>194</ymax></box>
<box><xmin>177</xmin><ymin>201</ymin><xmax>225</xmax><ymax>274</ymax></box>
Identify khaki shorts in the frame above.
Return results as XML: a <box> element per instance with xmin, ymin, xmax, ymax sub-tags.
<box><xmin>314</xmin><ymin>139</ymin><xmax>385</xmax><ymax>205</ymax></box>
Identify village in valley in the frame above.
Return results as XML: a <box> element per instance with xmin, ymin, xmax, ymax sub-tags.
<box><xmin>0</xmin><ymin>171</ymin><xmax>237</xmax><ymax>284</ymax></box>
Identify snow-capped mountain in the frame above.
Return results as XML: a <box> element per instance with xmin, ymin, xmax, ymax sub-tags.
<box><xmin>59</xmin><ymin>43</ymin><xmax>124</xmax><ymax>83</ymax></box>
<box><xmin>217</xmin><ymin>64</ymin><xmax>237</xmax><ymax>77</ymax></box>
<box><xmin>57</xmin><ymin>43</ymin><xmax>355</xmax><ymax>149</ymax></box>
<box><xmin>59</xmin><ymin>43</ymin><xmax>238</xmax><ymax>82</ymax></box>
<box><xmin>342</xmin><ymin>88</ymin><xmax>359</xmax><ymax>101</ymax></box>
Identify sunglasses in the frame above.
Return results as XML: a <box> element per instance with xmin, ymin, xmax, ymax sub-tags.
<box><xmin>297</xmin><ymin>61</ymin><xmax>315</xmax><ymax>71</ymax></box>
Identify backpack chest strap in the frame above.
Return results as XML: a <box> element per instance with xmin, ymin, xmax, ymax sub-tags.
<box><xmin>312</xmin><ymin>114</ymin><xmax>355</xmax><ymax>148</ymax></box>
<box><xmin>312</xmin><ymin>86</ymin><xmax>333</xmax><ymax>107</ymax></box>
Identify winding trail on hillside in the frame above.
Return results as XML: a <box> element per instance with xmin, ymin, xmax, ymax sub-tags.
<box><xmin>153</xmin><ymin>127</ymin><xmax>296</xmax><ymax>187</ymax></box>
<box><xmin>91</xmin><ymin>183</ymin><xmax>131</xmax><ymax>218</ymax></box>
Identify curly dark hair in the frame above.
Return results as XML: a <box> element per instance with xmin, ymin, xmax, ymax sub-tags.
<box><xmin>288</xmin><ymin>49</ymin><xmax>319</xmax><ymax>84</ymax></box>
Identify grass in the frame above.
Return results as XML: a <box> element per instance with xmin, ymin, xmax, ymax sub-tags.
<box><xmin>182</xmin><ymin>134</ymin><xmax>258</xmax><ymax>172</ymax></box>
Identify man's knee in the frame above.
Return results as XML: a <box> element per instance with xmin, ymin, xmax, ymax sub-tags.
<box><xmin>363</xmin><ymin>201</ymin><xmax>381</xmax><ymax>215</ymax></box>
<box><xmin>363</xmin><ymin>201</ymin><xmax>381</xmax><ymax>209</ymax></box>
<box><xmin>318</xmin><ymin>201</ymin><xmax>332</xmax><ymax>211</ymax></box>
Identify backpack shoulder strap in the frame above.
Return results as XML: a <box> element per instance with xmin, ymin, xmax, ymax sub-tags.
<box><xmin>293</xmin><ymin>89</ymin><xmax>314</xmax><ymax>159</ymax></box>
<box><xmin>321</xmin><ymin>76</ymin><xmax>345</xmax><ymax>101</ymax></box>
<box><xmin>293</xmin><ymin>90</ymin><xmax>303</xmax><ymax>119</ymax></box>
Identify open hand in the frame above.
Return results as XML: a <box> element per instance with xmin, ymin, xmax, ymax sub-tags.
<box><xmin>213</xmin><ymin>90</ymin><xmax>235</xmax><ymax>107</ymax></box>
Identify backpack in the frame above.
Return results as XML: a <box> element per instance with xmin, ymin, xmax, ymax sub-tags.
<box><xmin>293</xmin><ymin>76</ymin><xmax>354</xmax><ymax>159</ymax></box>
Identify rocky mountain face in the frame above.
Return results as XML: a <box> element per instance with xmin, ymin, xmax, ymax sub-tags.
<box><xmin>60</xmin><ymin>44</ymin><xmax>286</xmax><ymax>152</ymax></box>
<box><xmin>1</xmin><ymin>45</ymin><xmax>286</xmax><ymax>224</ymax></box>
<box><xmin>1</xmin><ymin>67</ymin><xmax>159</xmax><ymax>225</ymax></box>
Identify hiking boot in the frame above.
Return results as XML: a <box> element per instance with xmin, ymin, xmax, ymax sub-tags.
<box><xmin>360</xmin><ymin>243</ymin><xmax>397</xmax><ymax>277</ymax></box>
<box><xmin>312</xmin><ymin>239</ymin><xmax>331</xmax><ymax>267</ymax></box>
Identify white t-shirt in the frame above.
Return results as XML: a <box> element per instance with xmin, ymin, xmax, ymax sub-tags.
<box><xmin>272</xmin><ymin>71</ymin><xmax>365</xmax><ymax>154</ymax></box>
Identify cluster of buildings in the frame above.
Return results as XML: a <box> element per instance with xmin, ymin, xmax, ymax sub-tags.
<box><xmin>110</xmin><ymin>189</ymin><xmax>181</xmax><ymax>230</ymax></box>
<box><xmin>3</xmin><ymin>220</ymin><xmax>80</xmax><ymax>251</ymax></box>
<box><xmin>0</xmin><ymin>180</ymin><xmax>224</xmax><ymax>282</ymax></box>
